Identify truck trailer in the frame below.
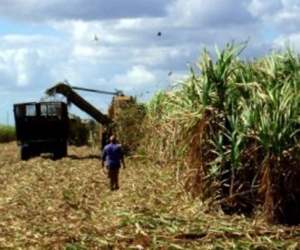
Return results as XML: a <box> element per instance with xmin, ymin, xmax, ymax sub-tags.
<box><xmin>13</xmin><ymin>102</ymin><xmax>69</xmax><ymax>160</ymax></box>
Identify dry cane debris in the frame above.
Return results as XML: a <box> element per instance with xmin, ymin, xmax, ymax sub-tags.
<box><xmin>0</xmin><ymin>142</ymin><xmax>299</xmax><ymax>249</ymax></box>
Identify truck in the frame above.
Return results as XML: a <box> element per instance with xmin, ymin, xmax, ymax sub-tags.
<box><xmin>13</xmin><ymin>102</ymin><xmax>69</xmax><ymax>160</ymax></box>
<box><xmin>13</xmin><ymin>83</ymin><xmax>134</xmax><ymax>160</ymax></box>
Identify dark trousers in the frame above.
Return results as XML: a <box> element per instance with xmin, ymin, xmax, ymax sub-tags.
<box><xmin>107</xmin><ymin>167</ymin><xmax>120</xmax><ymax>190</ymax></box>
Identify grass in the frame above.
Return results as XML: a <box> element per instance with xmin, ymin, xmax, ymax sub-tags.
<box><xmin>0</xmin><ymin>124</ymin><xmax>15</xmax><ymax>143</ymax></box>
<box><xmin>0</xmin><ymin>142</ymin><xmax>299</xmax><ymax>249</ymax></box>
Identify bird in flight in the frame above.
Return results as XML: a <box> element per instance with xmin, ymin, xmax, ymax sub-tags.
<box><xmin>93</xmin><ymin>34</ymin><xmax>99</xmax><ymax>42</ymax></box>
<box><xmin>157</xmin><ymin>31</ymin><xmax>161</xmax><ymax>36</ymax></box>
<box><xmin>168</xmin><ymin>71</ymin><xmax>173</xmax><ymax>76</ymax></box>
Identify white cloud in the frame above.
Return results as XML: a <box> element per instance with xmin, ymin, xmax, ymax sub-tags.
<box><xmin>72</xmin><ymin>45</ymin><xmax>113</xmax><ymax>59</ymax></box>
<box><xmin>0</xmin><ymin>0</ymin><xmax>170</xmax><ymax>22</ymax></box>
<box><xmin>2</xmin><ymin>0</ymin><xmax>300</xmax><ymax>124</ymax></box>
<box><xmin>281</xmin><ymin>0</ymin><xmax>300</xmax><ymax>9</ymax></box>
<box><xmin>246</xmin><ymin>0</ymin><xmax>300</xmax><ymax>36</ymax></box>
<box><xmin>0</xmin><ymin>48</ymin><xmax>34</xmax><ymax>87</ymax></box>
<box><xmin>112</xmin><ymin>65</ymin><xmax>156</xmax><ymax>91</ymax></box>
<box><xmin>247</xmin><ymin>0</ymin><xmax>282</xmax><ymax>17</ymax></box>
<box><xmin>168</xmin><ymin>0</ymin><xmax>254</xmax><ymax>27</ymax></box>
<box><xmin>273</xmin><ymin>8</ymin><xmax>300</xmax><ymax>34</ymax></box>
<box><xmin>273</xmin><ymin>33</ymin><xmax>300</xmax><ymax>51</ymax></box>
<box><xmin>0</xmin><ymin>34</ymin><xmax>71</xmax><ymax>91</ymax></box>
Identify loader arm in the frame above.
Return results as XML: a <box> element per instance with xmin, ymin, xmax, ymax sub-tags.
<box><xmin>46</xmin><ymin>83</ymin><xmax>112</xmax><ymax>126</ymax></box>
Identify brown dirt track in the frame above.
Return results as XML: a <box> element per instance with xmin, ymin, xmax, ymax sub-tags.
<box><xmin>0</xmin><ymin>142</ymin><xmax>299</xmax><ymax>249</ymax></box>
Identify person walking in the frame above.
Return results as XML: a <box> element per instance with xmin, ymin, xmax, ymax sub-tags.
<box><xmin>101</xmin><ymin>135</ymin><xmax>126</xmax><ymax>191</ymax></box>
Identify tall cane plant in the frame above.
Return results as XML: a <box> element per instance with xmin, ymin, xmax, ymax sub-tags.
<box><xmin>142</xmin><ymin>42</ymin><xmax>300</xmax><ymax>223</ymax></box>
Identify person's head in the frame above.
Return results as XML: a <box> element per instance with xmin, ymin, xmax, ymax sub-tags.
<box><xmin>110</xmin><ymin>135</ymin><xmax>117</xmax><ymax>143</ymax></box>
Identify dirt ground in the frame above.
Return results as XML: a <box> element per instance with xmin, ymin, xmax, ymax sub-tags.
<box><xmin>0</xmin><ymin>142</ymin><xmax>299</xmax><ymax>250</ymax></box>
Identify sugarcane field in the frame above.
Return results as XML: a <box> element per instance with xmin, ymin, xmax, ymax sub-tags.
<box><xmin>0</xmin><ymin>43</ymin><xmax>300</xmax><ymax>249</ymax></box>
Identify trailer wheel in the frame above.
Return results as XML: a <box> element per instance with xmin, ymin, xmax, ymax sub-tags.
<box><xmin>53</xmin><ymin>141</ymin><xmax>67</xmax><ymax>160</ymax></box>
<box><xmin>21</xmin><ymin>144</ymin><xmax>30</xmax><ymax>161</ymax></box>
<box><xmin>64</xmin><ymin>142</ymin><xmax>68</xmax><ymax>157</ymax></box>
<box><xmin>30</xmin><ymin>144</ymin><xmax>40</xmax><ymax>157</ymax></box>
<box><xmin>60</xmin><ymin>140</ymin><xmax>67</xmax><ymax>158</ymax></box>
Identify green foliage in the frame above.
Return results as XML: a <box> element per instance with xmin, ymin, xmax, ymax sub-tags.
<box><xmin>142</xmin><ymin>42</ymin><xmax>300</xmax><ymax>223</ymax></box>
<box><xmin>114</xmin><ymin>100</ymin><xmax>146</xmax><ymax>154</ymax></box>
<box><xmin>68</xmin><ymin>116</ymin><xmax>99</xmax><ymax>146</ymax></box>
<box><xmin>0</xmin><ymin>124</ymin><xmax>16</xmax><ymax>143</ymax></box>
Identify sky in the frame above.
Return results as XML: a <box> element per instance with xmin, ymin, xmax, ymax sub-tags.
<box><xmin>0</xmin><ymin>0</ymin><xmax>299</xmax><ymax>125</ymax></box>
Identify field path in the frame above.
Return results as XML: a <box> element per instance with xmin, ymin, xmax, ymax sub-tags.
<box><xmin>0</xmin><ymin>143</ymin><xmax>298</xmax><ymax>249</ymax></box>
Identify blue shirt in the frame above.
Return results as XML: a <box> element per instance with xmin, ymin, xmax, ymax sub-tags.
<box><xmin>102</xmin><ymin>142</ymin><xmax>123</xmax><ymax>168</ymax></box>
